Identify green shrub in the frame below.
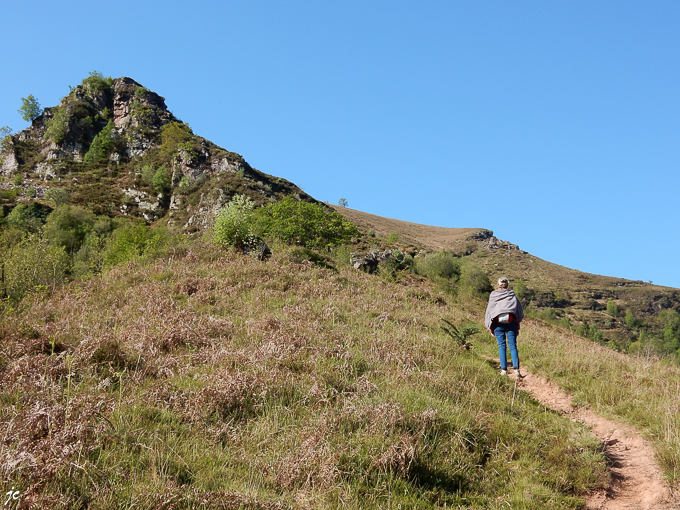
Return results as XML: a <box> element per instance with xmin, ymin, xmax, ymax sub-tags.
<box><xmin>212</xmin><ymin>194</ymin><xmax>256</xmax><ymax>249</ymax></box>
<box><xmin>82</xmin><ymin>71</ymin><xmax>113</xmax><ymax>94</ymax></box>
<box><xmin>152</xmin><ymin>165</ymin><xmax>171</xmax><ymax>193</ymax></box>
<box><xmin>254</xmin><ymin>197</ymin><xmax>359</xmax><ymax>249</ymax></box>
<box><xmin>140</xmin><ymin>165</ymin><xmax>156</xmax><ymax>186</ymax></box>
<box><xmin>45</xmin><ymin>107</ymin><xmax>69</xmax><ymax>143</ymax></box>
<box><xmin>2</xmin><ymin>234</ymin><xmax>69</xmax><ymax>300</ymax></box>
<box><xmin>44</xmin><ymin>187</ymin><xmax>71</xmax><ymax>207</ymax></box>
<box><xmin>607</xmin><ymin>299</ymin><xmax>619</xmax><ymax>317</ymax></box>
<box><xmin>459</xmin><ymin>262</ymin><xmax>493</xmax><ymax>297</ymax></box>
<box><xmin>134</xmin><ymin>86</ymin><xmax>150</xmax><ymax>99</ymax></box>
<box><xmin>5</xmin><ymin>202</ymin><xmax>53</xmax><ymax>233</ymax></box>
<box><xmin>513</xmin><ymin>279</ymin><xmax>534</xmax><ymax>307</ymax></box>
<box><xmin>414</xmin><ymin>251</ymin><xmax>460</xmax><ymax>281</ymax></box>
<box><xmin>103</xmin><ymin>222</ymin><xmax>169</xmax><ymax>268</ymax></box>
<box><xmin>160</xmin><ymin>122</ymin><xmax>193</xmax><ymax>160</ymax></box>
<box><xmin>43</xmin><ymin>205</ymin><xmax>97</xmax><ymax>254</ymax></box>
<box><xmin>177</xmin><ymin>175</ymin><xmax>194</xmax><ymax>195</ymax></box>
<box><xmin>0</xmin><ymin>126</ymin><xmax>12</xmax><ymax>153</ymax></box>
<box><xmin>84</xmin><ymin>121</ymin><xmax>117</xmax><ymax>165</ymax></box>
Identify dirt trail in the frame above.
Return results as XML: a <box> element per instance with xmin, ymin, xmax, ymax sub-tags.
<box><xmin>512</xmin><ymin>369</ymin><xmax>678</xmax><ymax>509</ymax></box>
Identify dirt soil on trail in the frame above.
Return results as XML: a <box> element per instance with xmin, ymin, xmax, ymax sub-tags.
<box><xmin>513</xmin><ymin>369</ymin><xmax>679</xmax><ymax>509</ymax></box>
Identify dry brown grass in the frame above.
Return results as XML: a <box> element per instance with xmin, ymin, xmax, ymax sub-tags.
<box><xmin>0</xmin><ymin>241</ymin><xmax>614</xmax><ymax>508</ymax></box>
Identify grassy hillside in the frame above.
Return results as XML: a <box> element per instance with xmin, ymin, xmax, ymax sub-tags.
<box><xmin>3</xmin><ymin>75</ymin><xmax>680</xmax><ymax>508</ymax></box>
<box><xmin>331</xmin><ymin>204</ymin><xmax>680</xmax><ymax>360</ymax></box>
<box><xmin>2</xmin><ymin>240</ymin><xmax>615</xmax><ymax>509</ymax></box>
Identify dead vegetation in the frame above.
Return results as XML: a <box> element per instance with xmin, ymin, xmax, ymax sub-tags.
<box><xmin>0</xmin><ymin>241</ymin><xmax>630</xmax><ymax>508</ymax></box>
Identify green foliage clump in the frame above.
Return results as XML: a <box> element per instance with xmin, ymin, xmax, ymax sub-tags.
<box><xmin>82</xmin><ymin>71</ymin><xmax>113</xmax><ymax>94</ymax></box>
<box><xmin>177</xmin><ymin>141</ymin><xmax>198</xmax><ymax>161</ymax></box>
<box><xmin>652</xmin><ymin>309</ymin><xmax>680</xmax><ymax>358</ymax></box>
<box><xmin>575</xmin><ymin>321</ymin><xmax>604</xmax><ymax>344</ymax></box>
<box><xmin>513</xmin><ymin>279</ymin><xmax>534</xmax><ymax>307</ymax></box>
<box><xmin>212</xmin><ymin>194</ymin><xmax>255</xmax><ymax>249</ymax></box>
<box><xmin>103</xmin><ymin>222</ymin><xmax>169</xmax><ymax>268</ymax></box>
<box><xmin>152</xmin><ymin>165</ymin><xmax>172</xmax><ymax>193</ymax></box>
<box><xmin>44</xmin><ymin>187</ymin><xmax>71</xmax><ymax>207</ymax></box>
<box><xmin>254</xmin><ymin>197</ymin><xmax>359</xmax><ymax>249</ymax></box>
<box><xmin>71</xmin><ymin>216</ymin><xmax>116</xmax><ymax>276</ymax></box>
<box><xmin>45</xmin><ymin>107</ymin><xmax>70</xmax><ymax>143</ymax></box>
<box><xmin>378</xmin><ymin>250</ymin><xmax>413</xmax><ymax>282</ymax></box>
<box><xmin>134</xmin><ymin>86</ymin><xmax>150</xmax><ymax>99</ymax></box>
<box><xmin>5</xmin><ymin>202</ymin><xmax>53</xmax><ymax>233</ymax></box>
<box><xmin>2</xmin><ymin>233</ymin><xmax>69</xmax><ymax>300</ymax></box>
<box><xmin>139</xmin><ymin>164</ymin><xmax>171</xmax><ymax>193</ymax></box>
<box><xmin>459</xmin><ymin>261</ymin><xmax>493</xmax><ymax>297</ymax></box>
<box><xmin>160</xmin><ymin>122</ymin><xmax>194</xmax><ymax>160</ymax></box>
<box><xmin>440</xmin><ymin>318</ymin><xmax>478</xmax><ymax>349</ymax></box>
<box><xmin>84</xmin><ymin>121</ymin><xmax>117</xmax><ymax>165</ymax></box>
<box><xmin>140</xmin><ymin>165</ymin><xmax>156</xmax><ymax>186</ymax></box>
<box><xmin>18</xmin><ymin>95</ymin><xmax>41</xmax><ymax>122</ymax></box>
<box><xmin>177</xmin><ymin>174</ymin><xmax>207</xmax><ymax>195</ymax></box>
<box><xmin>607</xmin><ymin>299</ymin><xmax>619</xmax><ymax>317</ymax></box>
<box><xmin>414</xmin><ymin>251</ymin><xmax>460</xmax><ymax>281</ymax></box>
<box><xmin>43</xmin><ymin>205</ymin><xmax>96</xmax><ymax>254</ymax></box>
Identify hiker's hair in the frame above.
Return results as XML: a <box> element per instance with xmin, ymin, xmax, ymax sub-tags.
<box><xmin>498</xmin><ymin>277</ymin><xmax>509</xmax><ymax>288</ymax></box>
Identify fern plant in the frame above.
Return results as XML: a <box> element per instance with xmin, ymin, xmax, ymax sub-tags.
<box><xmin>440</xmin><ymin>318</ymin><xmax>478</xmax><ymax>350</ymax></box>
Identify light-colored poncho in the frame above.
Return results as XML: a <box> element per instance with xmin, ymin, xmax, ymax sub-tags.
<box><xmin>484</xmin><ymin>289</ymin><xmax>524</xmax><ymax>329</ymax></box>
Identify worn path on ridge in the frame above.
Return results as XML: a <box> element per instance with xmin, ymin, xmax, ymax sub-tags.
<box><xmin>512</xmin><ymin>369</ymin><xmax>679</xmax><ymax>509</ymax></box>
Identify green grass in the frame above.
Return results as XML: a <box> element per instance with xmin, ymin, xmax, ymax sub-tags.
<box><xmin>512</xmin><ymin>320</ymin><xmax>680</xmax><ymax>485</ymax></box>
<box><xmin>0</xmin><ymin>241</ymin><xmax>633</xmax><ymax>508</ymax></box>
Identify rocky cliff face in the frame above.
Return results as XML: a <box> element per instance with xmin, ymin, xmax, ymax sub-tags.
<box><xmin>0</xmin><ymin>75</ymin><xmax>315</xmax><ymax>226</ymax></box>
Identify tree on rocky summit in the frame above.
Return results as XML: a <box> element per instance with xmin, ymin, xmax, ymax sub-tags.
<box><xmin>18</xmin><ymin>95</ymin><xmax>42</xmax><ymax>122</ymax></box>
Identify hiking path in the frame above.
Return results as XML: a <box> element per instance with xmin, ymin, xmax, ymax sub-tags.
<box><xmin>512</xmin><ymin>368</ymin><xmax>679</xmax><ymax>509</ymax></box>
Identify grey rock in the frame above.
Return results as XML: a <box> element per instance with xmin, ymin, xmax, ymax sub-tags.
<box><xmin>467</xmin><ymin>229</ymin><xmax>494</xmax><ymax>241</ymax></box>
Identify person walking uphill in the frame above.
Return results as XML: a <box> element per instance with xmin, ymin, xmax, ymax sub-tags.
<box><xmin>484</xmin><ymin>277</ymin><xmax>524</xmax><ymax>377</ymax></box>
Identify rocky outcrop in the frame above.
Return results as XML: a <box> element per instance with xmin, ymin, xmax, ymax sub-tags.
<box><xmin>183</xmin><ymin>188</ymin><xmax>228</xmax><ymax>231</ymax></box>
<box><xmin>351</xmin><ymin>249</ymin><xmax>407</xmax><ymax>274</ymax></box>
<box><xmin>467</xmin><ymin>230</ymin><xmax>522</xmax><ymax>251</ymax></box>
<box><xmin>1</xmin><ymin>74</ymin><xmax>316</xmax><ymax>229</ymax></box>
<box><xmin>467</xmin><ymin>229</ymin><xmax>494</xmax><ymax>241</ymax></box>
<box><xmin>484</xmin><ymin>237</ymin><xmax>520</xmax><ymax>251</ymax></box>
<box><xmin>0</xmin><ymin>149</ymin><xmax>19</xmax><ymax>174</ymax></box>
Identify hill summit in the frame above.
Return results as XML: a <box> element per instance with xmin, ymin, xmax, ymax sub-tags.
<box><xmin>1</xmin><ymin>74</ymin><xmax>315</xmax><ymax>229</ymax></box>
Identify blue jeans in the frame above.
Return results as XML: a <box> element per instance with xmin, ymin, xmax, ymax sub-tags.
<box><xmin>494</xmin><ymin>323</ymin><xmax>519</xmax><ymax>370</ymax></box>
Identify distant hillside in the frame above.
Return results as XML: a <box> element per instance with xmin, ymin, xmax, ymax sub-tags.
<box><xmin>327</xmin><ymin>204</ymin><xmax>481</xmax><ymax>251</ymax></box>
<box><xmin>331</xmin><ymin>204</ymin><xmax>680</xmax><ymax>359</ymax></box>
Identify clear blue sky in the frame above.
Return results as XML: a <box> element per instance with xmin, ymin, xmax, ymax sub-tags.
<box><xmin>2</xmin><ymin>1</ymin><xmax>679</xmax><ymax>287</ymax></box>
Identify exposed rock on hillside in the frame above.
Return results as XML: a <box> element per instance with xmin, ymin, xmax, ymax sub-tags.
<box><xmin>466</xmin><ymin>230</ymin><xmax>522</xmax><ymax>251</ymax></box>
<box><xmin>0</xmin><ymin>75</ymin><xmax>315</xmax><ymax>225</ymax></box>
<box><xmin>484</xmin><ymin>236</ymin><xmax>521</xmax><ymax>251</ymax></box>
<box><xmin>466</xmin><ymin>229</ymin><xmax>494</xmax><ymax>241</ymax></box>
